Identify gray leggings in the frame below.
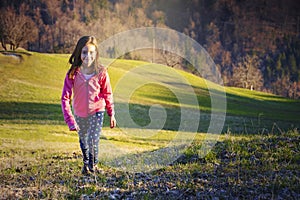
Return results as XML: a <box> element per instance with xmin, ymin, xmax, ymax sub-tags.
<box><xmin>75</xmin><ymin>112</ymin><xmax>104</xmax><ymax>167</ymax></box>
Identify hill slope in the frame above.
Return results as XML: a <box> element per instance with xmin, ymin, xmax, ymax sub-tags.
<box><xmin>0</xmin><ymin>51</ymin><xmax>299</xmax><ymax>133</ymax></box>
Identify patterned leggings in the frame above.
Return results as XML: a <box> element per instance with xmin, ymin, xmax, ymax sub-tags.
<box><xmin>75</xmin><ymin>112</ymin><xmax>104</xmax><ymax>168</ymax></box>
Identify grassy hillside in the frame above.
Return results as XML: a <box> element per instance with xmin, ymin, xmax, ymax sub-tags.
<box><xmin>0</xmin><ymin>51</ymin><xmax>299</xmax><ymax>199</ymax></box>
<box><xmin>0</xmin><ymin>51</ymin><xmax>299</xmax><ymax>132</ymax></box>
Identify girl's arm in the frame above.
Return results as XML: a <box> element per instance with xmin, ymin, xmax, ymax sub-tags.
<box><xmin>101</xmin><ymin>71</ymin><xmax>116</xmax><ymax>128</ymax></box>
<box><xmin>61</xmin><ymin>74</ymin><xmax>77</xmax><ymax>131</ymax></box>
<box><xmin>101</xmin><ymin>71</ymin><xmax>115</xmax><ymax>117</ymax></box>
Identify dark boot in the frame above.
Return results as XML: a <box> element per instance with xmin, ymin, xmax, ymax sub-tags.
<box><xmin>88</xmin><ymin>164</ymin><xmax>99</xmax><ymax>173</ymax></box>
<box><xmin>81</xmin><ymin>164</ymin><xmax>89</xmax><ymax>175</ymax></box>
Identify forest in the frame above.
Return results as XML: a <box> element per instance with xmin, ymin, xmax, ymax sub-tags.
<box><xmin>1</xmin><ymin>0</ymin><xmax>300</xmax><ymax>98</ymax></box>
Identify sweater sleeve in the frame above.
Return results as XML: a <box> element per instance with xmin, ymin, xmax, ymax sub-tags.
<box><xmin>100</xmin><ymin>70</ymin><xmax>115</xmax><ymax>116</ymax></box>
<box><xmin>61</xmin><ymin>73</ymin><xmax>76</xmax><ymax>129</ymax></box>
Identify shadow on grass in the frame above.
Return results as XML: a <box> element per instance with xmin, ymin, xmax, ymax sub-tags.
<box><xmin>0</xmin><ymin>101</ymin><xmax>205</xmax><ymax>131</ymax></box>
<box><xmin>0</xmin><ymin>101</ymin><xmax>63</xmax><ymax>123</ymax></box>
<box><xmin>196</xmin><ymin>85</ymin><xmax>300</xmax><ymax>122</ymax></box>
<box><xmin>0</xmin><ymin>101</ymin><xmax>296</xmax><ymax>134</ymax></box>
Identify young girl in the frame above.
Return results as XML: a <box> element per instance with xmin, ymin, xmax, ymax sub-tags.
<box><xmin>61</xmin><ymin>36</ymin><xmax>116</xmax><ymax>174</ymax></box>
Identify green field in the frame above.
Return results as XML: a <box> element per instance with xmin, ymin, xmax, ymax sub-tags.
<box><xmin>0</xmin><ymin>51</ymin><xmax>299</xmax><ymax>199</ymax></box>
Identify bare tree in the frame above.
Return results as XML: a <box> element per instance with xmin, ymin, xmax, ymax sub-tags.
<box><xmin>0</xmin><ymin>5</ymin><xmax>38</xmax><ymax>51</ymax></box>
<box><xmin>159</xmin><ymin>49</ymin><xmax>182</xmax><ymax>68</ymax></box>
<box><xmin>232</xmin><ymin>55</ymin><xmax>264</xmax><ymax>90</ymax></box>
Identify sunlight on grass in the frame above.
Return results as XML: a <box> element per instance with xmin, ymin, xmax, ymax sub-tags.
<box><xmin>0</xmin><ymin>123</ymin><xmax>77</xmax><ymax>142</ymax></box>
<box><xmin>0</xmin><ymin>120</ymin><xmax>210</xmax><ymax>173</ymax></box>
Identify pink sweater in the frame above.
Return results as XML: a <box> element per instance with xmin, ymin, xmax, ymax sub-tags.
<box><xmin>61</xmin><ymin>68</ymin><xmax>114</xmax><ymax>130</ymax></box>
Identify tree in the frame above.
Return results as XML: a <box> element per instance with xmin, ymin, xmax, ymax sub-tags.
<box><xmin>205</xmin><ymin>22</ymin><xmax>223</xmax><ymax>64</ymax></box>
<box><xmin>0</xmin><ymin>5</ymin><xmax>37</xmax><ymax>50</ymax></box>
<box><xmin>232</xmin><ymin>55</ymin><xmax>264</xmax><ymax>90</ymax></box>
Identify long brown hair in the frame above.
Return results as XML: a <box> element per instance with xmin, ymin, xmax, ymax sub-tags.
<box><xmin>68</xmin><ymin>36</ymin><xmax>101</xmax><ymax>79</ymax></box>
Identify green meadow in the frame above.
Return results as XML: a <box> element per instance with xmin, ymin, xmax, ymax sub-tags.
<box><xmin>0</xmin><ymin>51</ymin><xmax>299</xmax><ymax>199</ymax></box>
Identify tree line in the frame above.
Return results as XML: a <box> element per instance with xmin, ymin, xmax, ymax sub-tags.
<box><xmin>0</xmin><ymin>0</ymin><xmax>300</xmax><ymax>99</ymax></box>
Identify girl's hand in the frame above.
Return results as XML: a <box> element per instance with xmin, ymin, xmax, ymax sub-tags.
<box><xmin>110</xmin><ymin>115</ymin><xmax>116</xmax><ymax>128</ymax></box>
<box><xmin>69</xmin><ymin>124</ymin><xmax>79</xmax><ymax>131</ymax></box>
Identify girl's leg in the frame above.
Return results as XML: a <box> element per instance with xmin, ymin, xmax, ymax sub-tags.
<box><xmin>75</xmin><ymin>115</ymin><xmax>89</xmax><ymax>167</ymax></box>
<box><xmin>87</xmin><ymin>112</ymin><xmax>104</xmax><ymax>171</ymax></box>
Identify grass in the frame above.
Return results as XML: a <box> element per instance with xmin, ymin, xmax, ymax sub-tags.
<box><xmin>0</xmin><ymin>51</ymin><xmax>299</xmax><ymax>131</ymax></box>
<box><xmin>0</xmin><ymin>50</ymin><xmax>299</xmax><ymax>199</ymax></box>
<box><xmin>1</xmin><ymin>127</ymin><xmax>298</xmax><ymax>199</ymax></box>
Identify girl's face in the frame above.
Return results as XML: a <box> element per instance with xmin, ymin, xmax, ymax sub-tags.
<box><xmin>81</xmin><ymin>44</ymin><xmax>97</xmax><ymax>67</ymax></box>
